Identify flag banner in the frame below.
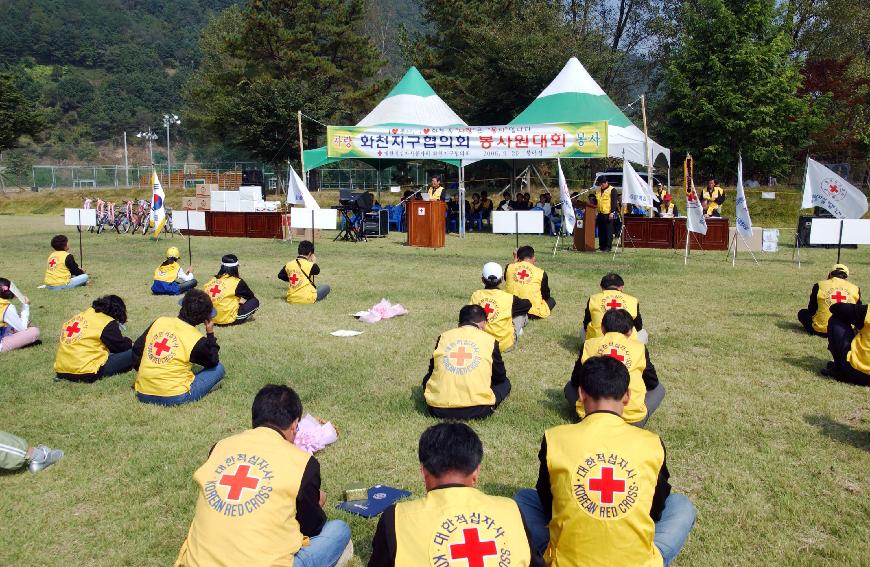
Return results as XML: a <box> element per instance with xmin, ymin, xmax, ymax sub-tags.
<box><xmin>686</xmin><ymin>178</ymin><xmax>708</xmax><ymax>235</ymax></box>
<box><xmin>802</xmin><ymin>158</ymin><xmax>868</xmax><ymax>219</ymax></box>
<box><xmin>557</xmin><ymin>158</ymin><xmax>576</xmax><ymax>235</ymax></box>
<box><xmin>326</xmin><ymin>122</ymin><xmax>608</xmax><ymax>160</ymax></box>
<box><xmin>621</xmin><ymin>159</ymin><xmax>656</xmax><ymax>208</ymax></box>
<box><xmin>287</xmin><ymin>165</ymin><xmax>320</xmax><ymax>209</ymax></box>
<box><xmin>151</xmin><ymin>171</ymin><xmax>167</xmax><ymax>236</ymax></box>
<box><xmin>735</xmin><ymin>154</ymin><xmax>753</xmax><ymax>238</ymax></box>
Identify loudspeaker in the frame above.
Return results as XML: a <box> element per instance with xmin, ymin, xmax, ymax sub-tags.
<box><xmin>363</xmin><ymin>209</ymin><xmax>389</xmax><ymax>237</ymax></box>
<box><xmin>242</xmin><ymin>169</ymin><xmax>263</xmax><ymax>186</ymax></box>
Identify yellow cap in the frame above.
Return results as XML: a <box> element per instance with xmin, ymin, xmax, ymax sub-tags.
<box><xmin>832</xmin><ymin>264</ymin><xmax>849</xmax><ymax>277</ymax></box>
<box><xmin>166</xmin><ymin>246</ymin><xmax>180</xmax><ymax>259</ymax></box>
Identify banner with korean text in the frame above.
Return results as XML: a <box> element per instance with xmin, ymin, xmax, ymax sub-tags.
<box><xmin>326</xmin><ymin>122</ymin><xmax>608</xmax><ymax>160</ymax></box>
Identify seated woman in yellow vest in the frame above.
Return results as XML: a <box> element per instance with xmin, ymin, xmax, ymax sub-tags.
<box><xmin>798</xmin><ymin>264</ymin><xmax>860</xmax><ymax>337</ymax></box>
<box><xmin>655</xmin><ymin>193</ymin><xmax>679</xmax><ymax>218</ymax></box>
<box><xmin>470</xmin><ymin>262</ymin><xmax>532</xmax><ymax>352</ymax></box>
<box><xmin>54</xmin><ymin>295</ymin><xmax>133</xmax><ymax>383</ymax></box>
<box><xmin>822</xmin><ymin>301</ymin><xmax>870</xmax><ymax>386</ymax></box>
<box><xmin>176</xmin><ymin>384</ymin><xmax>353</xmax><ymax>567</ymax></box>
<box><xmin>369</xmin><ymin>422</ymin><xmax>543</xmax><ymax>567</ymax></box>
<box><xmin>515</xmin><ymin>356</ymin><xmax>696</xmax><ymax>567</ymax></box>
<box><xmin>582</xmin><ymin>272</ymin><xmax>647</xmax><ymax>344</ymax></box>
<box><xmin>422</xmin><ymin>305</ymin><xmax>510</xmax><ymax>420</ymax></box>
<box><xmin>132</xmin><ymin>289</ymin><xmax>225</xmax><ymax>405</ymax></box>
<box><xmin>0</xmin><ymin>278</ymin><xmax>40</xmax><ymax>353</ymax></box>
<box><xmin>567</xmin><ymin>309</ymin><xmax>664</xmax><ymax>428</ymax></box>
<box><xmin>151</xmin><ymin>246</ymin><xmax>197</xmax><ymax>295</ymax></box>
<box><xmin>504</xmin><ymin>245</ymin><xmax>555</xmax><ymax>319</ymax></box>
<box><xmin>279</xmin><ymin>240</ymin><xmax>330</xmax><ymax>304</ymax></box>
<box><xmin>43</xmin><ymin>234</ymin><xmax>89</xmax><ymax>290</ymax></box>
<box><xmin>202</xmin><ymin>254</ymin><xmax>259</xmax><ymax>325</ymax></box>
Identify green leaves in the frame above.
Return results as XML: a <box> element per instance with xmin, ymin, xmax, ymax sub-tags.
<box><xmin>0</xmin><ymin>74</ymin><xmax>46</xmax><ymax>152</ymax></box>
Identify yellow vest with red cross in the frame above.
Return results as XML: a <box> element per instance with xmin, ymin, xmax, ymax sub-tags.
<box><xmin>580</xmin><ymin>332</ymin><xmax>648</xmax><ymax>424</ymax></box>
<box><xmin>54</xmin><ymin>308</ymin><xmax>113</xmax><ymax>375</ymax></box>
<box><xmin>544</xmin><ymin>413</ymin><xmax>664</xmax><ymax>567</ymax></box>
<box><xmin>585</xmin><ymin>290</ymin><xmax>639</xmax><ymax>340</ymax></box>
<box><xmin>426</xmin><ymin>325</ymin><xmax>496</xmax><ymax>409</ymax></box>
<box><xmin>813</xmin><ymin>278</ymin><xmax>860</xmax><ymax>334</ymax></box>
<box><xmin>284</xmin><ymin>259</ymin><xmax>317</xmax><ymax>304</ymax></box>
<box><xmin>175</xmin><ymin>427</ymin><xmax>310</xmax><ymax>567</ymax></box>
<box><xmin>203</xmin><ymin>275</ymin><xmax>241</xmax><ymax>325</ymax></box>
<box><xmin>134</xmin><ymin>316</ymin><xmax>204</xmax><ymax>397</ymax></box>
<box><xmin>470</xmin><ymin>288</ymin><xmax>515</xmax><ymax>352</ymax></box>
<box><xmin>44</xmin><ymin>251</ymin><xmax>72</xmax><ymax>286</ymax></box>
<box><xmin>504</xmin><ymin>261</ymin><xmax>550</xmax><ymax>318</ymax></box>
<box><xmin>394</xmin><ymin>485</ymin><xmax>533</xmax><ymax>567</ymax></box>
<box><xmin>154</xmin><ymin>261</ymin><xmax>180</xmax><ymax>283</ymax></box>
<box><xmin>847</xmin><ymin>309</ymin><xmax>870</xmax><ymax>376</ymax></box>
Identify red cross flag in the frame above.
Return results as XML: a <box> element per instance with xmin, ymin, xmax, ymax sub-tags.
<box><xmin>802</xmin><ymin>158</ymin><xmax>868</xmax><ymax>219</ymax></box>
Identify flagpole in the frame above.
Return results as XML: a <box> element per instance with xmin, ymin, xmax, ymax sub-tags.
<box><xmin>641</xmin><ymin>95</ymin><xmax>654</xmax><ymax>219</ymax></box>
<box><xmin>297</xmin><ymin>111</ymin><xmax>306</xmax><ymax>188</ymax></box>
<box><xmin>187</xmin><ymin>210</ymin><xmax>192</xmax><ymax>268</ymax></box>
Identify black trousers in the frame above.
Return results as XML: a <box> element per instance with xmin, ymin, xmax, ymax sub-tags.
<box><xmin>797</xmin><ymin>309</ymin><xmax>826</xmax><ymax>336</ymax></box>
<box><xmin>427</xmin><ymin>379</ymin><xmax>511</xmax><ymax>420</ymax></box>
<box><xmin>596</xmin><ymin>213</ymin><xmax>613</xmax><ymax>251</ymax></box>
<box><xmin>826</xmin><ymin>317</ymin><xmax>869</xmax><ymax>386</ymax></box>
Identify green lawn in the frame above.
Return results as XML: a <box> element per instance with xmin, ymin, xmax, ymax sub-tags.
<box><xmin>0</xmin><ymin>215</ymin><xmax>868</xmax><ymax>566</ymax></box>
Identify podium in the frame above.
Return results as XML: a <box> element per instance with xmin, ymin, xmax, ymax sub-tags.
<box><xmin>407</xmin><ymin>200</ymin><xmax>446</xmax><ymax>248</ymax></box>
<box><xmin>572</xmin><ymin>201</ymin><xmax>597</xmax><ymax>251</ymax></box>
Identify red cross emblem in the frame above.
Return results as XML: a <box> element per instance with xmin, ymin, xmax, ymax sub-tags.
<box><xmin>152</xmin><ymin>338</ymin><xmax>172</xmax><ymax>357</ymax></box>
<box><xmin>208</xmin><ymin>284</ymin><xmax>222</xmax><ymax>298</ymax></box>
<box><xmin>831</xmin><ymin>291</ymin><xmax>847</xmax><ymax>303</ymax></box>
<box><xmin>606</xmin><ymin>298</ymin><xmax>622</xmax><ymax>309</ymax></box>
<box><xmin>829</xmin><ymin>183</ymin><xmax>839</xmax><ymax>194</ymax></box>
<box><xmin>449</xmin><ymin>528</ymin><xmax>498</xmax><ymax>567</ymax></box>
<box><xmin>65</xmin><ymin>321</ymin><xmax>81</xmax><ymax>338</ymax></box>
<box><xmin>588</xmin><ymin>466</ymin><xmax>626</xmax><ymax>504</ymax></box>
<box><xmin>48</xmin><ymin>258</ymin><xmax>57</xmax><ymax>268</ymax></box>
<box><xmin>289</xmin><ymin>273</ymin><xmax>300</xmax><ymax>286</ymax></box>
<box><xmin>482</xmin><ymin>303</ymin><xmax>494</xmax><ymax>318</ymax></box>
<box><xmin>219</xmin><ymin>464</ymin><xmax>260</xmax><ymax>501</ymax></box>
<box><xmin>687</xmin><ymin>191</ymin><xmax>697</xmax><ymax>202</ymax></box>
<box><xmin>449</xmin><ymin>346</ymin><xmax>474</xmax><ymax>367</ymax></box>
<box><xmin>516</xmin><ymin>269</ymin><xmax>530</xmax><ymax>281</ymax></box>
<box><xmin>608</xmin><ymin>348</ymin><xmax>624</xmax><ymax>363</ymax></box>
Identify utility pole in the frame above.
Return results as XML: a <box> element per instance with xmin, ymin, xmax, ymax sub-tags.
<box><xmin>163</xmin><ymin>113</ymin><xmax>180</xmax><ymax>187</ymax></box>
<box><xmin>123</xmin><ymin>131</ymin><xmax>129</xmax><ymax>187</ymax></box>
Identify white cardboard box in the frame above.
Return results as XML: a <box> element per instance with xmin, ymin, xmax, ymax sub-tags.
<box><xmin>239</xmin><ymin>186</ymin><xmax>262</xmax><ymax>200</ymax></box>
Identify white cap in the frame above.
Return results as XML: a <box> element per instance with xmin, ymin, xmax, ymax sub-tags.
<box><xmin>482</xmin><ymin>262</ymin><xmax>503</xmax><ymax>282</ymax></box>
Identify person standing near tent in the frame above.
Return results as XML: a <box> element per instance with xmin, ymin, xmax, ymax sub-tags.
<box><xmin>505</xmin><ymin>246</ymin><xmax>555</xmax><ymax>319</ymax></box>
<box><xmin>43</xmin><ymin>235</ymin><xmax>89</xmax><ymax>290</ymax></box>
<box><xmin>202</xmin><ymin>254</ymin><xmax>260</xmax><ymax>325</ymax></box>
<box><xmin>798</xmin><ymin>264</ymin><xmax>860</xmax><ymax>337</ymax></box>
<box><xmin>591</xmin><ymin>179</ymin><xmax>618</xmax><ymax>252</ymax></box>
<box><xmin>151</xmin><ymin>247</ymin><xmax>197</xmax><ymax>295</ymax></box>
<box><xmin>279</xmin><ymin>241</ymin><xmax>331</xmax><ymax>304</ymax></box>
<box><xmin>470</xmin><ymin>262</ymin><xmax>532</xmax><ymax>352</ymax></box>
<box><xmin>426</xmin><ymin>175</ymin><xmax>443</xmax><ymax>200</ymax></box>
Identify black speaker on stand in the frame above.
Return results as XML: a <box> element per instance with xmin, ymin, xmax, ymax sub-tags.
<box><xmin>242</xmin><ymin>169</ymin><xmax>263</xmax><ymax>187</ymax></box>
<box><xmin>363</xmin><ymin>209</ymin><xmax>389</xmax><ymax>237</ymax></box>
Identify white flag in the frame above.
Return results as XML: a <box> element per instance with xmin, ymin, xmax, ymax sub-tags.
<box><xmin>151</xmin><ymin>171</ymin><xmax>167</xmax><ymax>236</ymax></box>
<box><xmin>802</xmin><ymin>158</ymin><xmax>868</xmax><ymax>219</ymax></box>
<box><xmin>621</xmin><ymin>159</ymin><xmax>655</xmax><ymax>209</ymax></box>
<box><xmin>287</xmin><ymin>166</ymin><xmax>320</xmax><ymax>209</ymax></box>
<box><xmin>735</xmin><ymin>154</ymin><xmax>753</xmax><ymax>238</ymax></box>
<box><xmin>557</xmin><ymin>159</ymin><xmax>575</xmax><ymax>234</ymax></box>
<box><xmin>686</xmin><ymin>177</ymin><xmax>708</xmax><ymax>235</ymax></box>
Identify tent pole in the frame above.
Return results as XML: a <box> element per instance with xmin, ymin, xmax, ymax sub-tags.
<box><xmin>641</xmin><ymin>95</ymin><xmax>654</xmax><ymax>218</ymax></box>
<box><xmin>459</xmin><ymin>162</ymin><xmax>466</xmax><ymax>239</ymax></box>
<box><xmin>297</xmin><ymin>110</ymin><xmax>306</xmax><ymax>188</ymax></box>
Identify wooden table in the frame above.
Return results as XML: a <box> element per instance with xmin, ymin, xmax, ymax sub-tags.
<box><xmin>179</xmin><ymin>211</ymin><xmax>284</xmax><ymax>239</ymax></box>
<box><xmin>622</xmin><ymin>217</ymin><xmax>730</xmax><ymax>251</ymax></box>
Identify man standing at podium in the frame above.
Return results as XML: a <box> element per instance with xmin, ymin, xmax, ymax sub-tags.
<box><xmin>592</xmin><ymin>179</ymin><xmax>618</xmax><ymax>252</ymax></box>
<box><xmin>426</xmin><ymin>175</ymin><xmax>443</xmax><ymax>200</ymax></box>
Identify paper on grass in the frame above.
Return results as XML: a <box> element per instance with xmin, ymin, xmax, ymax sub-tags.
<box><xmin>331</xmin><ymin>329</ymin><xmax>363</xmax><ymax>337</ymax></box>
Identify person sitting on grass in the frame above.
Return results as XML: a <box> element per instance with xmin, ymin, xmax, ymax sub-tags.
<box><xmin>175</xmin><ymin>384</ymin><xmax>353</xmax><ymax>567</ymax></box>
<box><xmin>798</xmin><ymin>263</ymin><xmax>860</xmax><ymax>337</ymax></box>
<box><xmin>423</xmin><ymin>305</ymin><xmax>510</xmax><ymax>420</ymax></box>
<box><xmin>132</xmin><ymin>289</ymin><xmax>224</xmax><ymax>405</ymax></box>
<box><xmin>822</xmin><ymin>300</ymin><xmax>870</xmax><ymax>386</ymax></box>
<box><xmin>0</xmin><ymin>431</ymin><xmax>63</xmax><ymax>474</ymax></box>
<box><xmin>368</xmin><ymin>422</ymin><xmax>544</xmax><ymax>567</ymax></box>
<box><xmin>43</xmin><ymin>234</ymin><xmax>89</xmax><ymax>290</ymax></box>
<box><xmin>0</xmin><ymin>278</ymin><xmax>40</xmax><ymax>353</ymax></box>
<box><xmin>582</xmin><ymin>272</ymin><xmax>648</xmax><ymax>344</ymax></box>
<box><xmin>54</xmin><ymin>295</ymin><xmax>134</xmax><ymax>383</ymax></box>
<box><xmin>151</xmin><ymin>246</ymin><xmax>197</xmax><ymax>295</ymax></box>
<box><xmin>504</xmin><ymin>245</ymin><xmax>555</xmax><ymax>319</ymax></box>
<box><xmin>567</xmin><ymin>308</ymin><xmax>664</xmax><ymax>428</ymax></box>
<box><xmin>279</xmin><ymin>240</ymin><xmax>330</xmax><ymax>304</ymax></box>
<box><xmin>201</xmin><ymin>254</ymin><xmax>259</xmax><ymax>325</ymax></box>
<box><xmin>470</xmin><ymin>262</ymin><xmax>532</xmax><ymax>352</ymax></box>
<box><xmin>515</xmin><ymin>356</ymin><xmax>697</xmax><ymax>567</ymax></box>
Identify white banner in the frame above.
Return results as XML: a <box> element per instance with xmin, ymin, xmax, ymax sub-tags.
<box><xmin>288</xmin><ymin>165</ymin><xmax>319</xmax><ymax>209</ymax></box>
<box><xmin>810</xmin><ymin>218</ymin><xmax>870</xmax><ymax>245</ymax></box>
<box><xmin>802</xmin><ymin>158</ymin><xmax>868</xmax><ymax>219</ymax></box>
<box><xmin>735</xmin><ymin>154</ymin><xmax>753</xmax><ymax>238</ymax></box>
<box><xmin>151</xmin><ymin>171</ymin><xmax>167</xmax><ymax>236</ymax></box>
<box><xmin>557</xmin><ymin>159</ymin><xmax>575</xmax><ymax>235</ymax></box>
<box><xmin>621</xmin><ymin>159</ymin><xmax>655</xmax><ymax>208</ymax></box>
<box><xmin>685</xmin><ymin>179</ymin><xmax>708</xmax><ymax>235</ymax></box>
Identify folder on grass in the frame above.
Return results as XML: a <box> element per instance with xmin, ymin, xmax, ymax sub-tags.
<box><xmin>335</xmin><ymin>485</ymin><xmax>411</xmax><ymax>517</ymax></box>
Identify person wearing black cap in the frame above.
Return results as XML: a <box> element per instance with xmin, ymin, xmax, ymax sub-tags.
<box><xmin>798</xmin><ymin>264</ymin><xmax>860</xmax><ymax>336</ymax></box>
<box><xmin>201</xmin><ymin>254</ymin><xmax>259</xmax><ymax>325</ymax></box>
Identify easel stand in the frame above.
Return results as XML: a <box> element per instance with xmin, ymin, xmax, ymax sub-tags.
<box><xmin>792</xmin><ymin>230</ymin><xmax>806</xmax><ymax>268</ymax></box>
<box><xmin>726</xmin><ymin>232</ymin><xmax>759</xmax><ymax>266</ymax></box>
<box><xmin>78</xmin><ymin>210</ymin><xmax>84</xmax><ymax>268</ymax></box>
<box><xmin>683</xmin><ymin>230</ymin><xmax>705</xmax><ymax>265</ymax></box>
<box><xmin>186</xmin><ymin>211</ymin><xmax>193</xmax><ymax>267</ymax></box>
<box><xmin>611</xmin><ymin>210</ymin><xmax>637</xmax><ymax>260</ymax></box>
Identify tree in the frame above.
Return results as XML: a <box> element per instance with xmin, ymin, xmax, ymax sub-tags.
<box><xmin>0</xmin><ymin>73</ymin><xmax>45</xmax><ymax>152</ymax></box>
<box><xmin>662</xmin><ymin>0</ymin><xmax>820</xmax><ymax>180</ymax></box>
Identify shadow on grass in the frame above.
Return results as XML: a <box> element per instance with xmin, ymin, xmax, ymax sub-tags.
<box><xmin>559</xmin><ymin>333</ymin><xmax>581</xmax><ymax>355</ymax></box>
<box><xmin>804</xmin><ymin>415</ymin><xmax>870</xmax><ymax>451</ymax></box>
<box><xmin>481</xmin><ymin>482</ymin><xmax>524</xmax><ymax>499</ymax></box>
<box><xmin>775</xmin><ymin>319</ymin><xmax>812</xmax><ymax>335</ymax></box>
<box><xmin>783</xmin><ymin>354</ymin><xmax>828</xmax><ymax>373</ymax></box>
<box><xmin>542</xmin><ymin>387</ymin><xmax>576</xmax><ymax>423</ymax></box>
<box><xmin>410</xmin><ymin>385</ymin><xmax>429</xmax><ymax>416</ymax></box>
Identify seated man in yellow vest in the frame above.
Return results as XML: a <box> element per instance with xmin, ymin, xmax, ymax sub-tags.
<box><xmin>470</xmin><ymin>262</ymin><xmax>532</xmax><ymax>352</ymax></box>
<box><xmin>176</xmin><ymin>384</ymin><xmax>353</xmax><ymax>567</ymax></box>
<box><xmin>582</xmin><ymin>272</ymin><xmax>647</xmax><ymax>344</ymax></box>
<box><xmin>151</xmin><ymin>246</ymin><xmax>197</xmax><ymax>295</ymax></box>
<box><xmin>822</xmin><ymin>301</ymin><xmax>870</xmax><ymax>386</ymax></box>
<box><xmin>202</xmin><ymin>254</ymin><xmax>259</xmax><ymax>325</ymax></box>
<box><xmin>54</xmin><ymin>295</ymin><xmax>134</xmax><ymax>383</ymax></box>
<box><xmin>567</xmin><ymin>309</ymin><xmax>664</xmax><ymax>428</ymax></box>
<box><xmin>423</xmin><ymin>305</ymin><xmax>510</xmax><ymax>420</ymax></box>
<box><xmin>43</xmin><ymin>235</ymin><xmax>89</xmax><ymax>291</ymax></box>
<box><xmin>798</xmin><ymin>264</ymin><xmax>860</xmax><ymax>337</ymax></box>
<box><xmin>426</xmin><ymin>174</ymin><xmax>443</xmax><ymax>200</ymax></box>
<box><xmin>504</xmin><ymin>246</ymin><xmax>555</xmax><ymax>319</ymax></box>
<box><xmin>702</xmin><ymin>179</ymin><xmax>724</xmax><ymax>217</ymax></box>
<box><xmin>368</xmin><ymin>422</ymin><xmax>544</xmax><ymax>567</ymax></box>
<box><xmin>279</xmin><ymin>240</ymin><xmax>331</xmax><ymax>304</ymax></box>
<box><xmin>133</xmin><ymin>289</ymin><xmax>225</xmax><ymax>405</ymax></box>
<box><xmin>515</xmin><ymin>356</ymin><xmax>697</xmax><ymax>567</ymax></box>
<box><xmin>655</xmin><ymin>193</ymin><xmax>678</xmax><ymax>218</ymax></box>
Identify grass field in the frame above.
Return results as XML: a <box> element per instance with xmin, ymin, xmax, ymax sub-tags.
<box><xmin>0</xmin><ymin>214</ymin><xmax>868</xmax><ymax>566</ymax></box>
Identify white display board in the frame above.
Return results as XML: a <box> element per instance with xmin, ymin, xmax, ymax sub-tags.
<box><xmin>64</xmin><ymin>208</ymin><xmax>97</xmax><ymax>227</ymax></box>
<box><xmin>492</xmin><ymin>210</ymin><xmax>545</xmax><ymax>234</ymax></box>
<box><xmin>173</xmin><ymin>210</ymin><xmax>207</xmax><ymax>231</ymax></box>
<box><xmin>762</xmin><ymin>228</ymin><xmax>779</xmax><ymax>252</ymax></box>
<box><xmin>842</xmin><ymin>220</ymin><xmax>870</xmax><ymax>245</ymax></box>
<box><xmin>290</xmin><ymin>208</ymin><xmax>338</xmax><ymax>230</ymax></box>
<box><xmin>810</xmin><ymin>218</ymin><xmax>870</xmax><ymax>245</ymax></box>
